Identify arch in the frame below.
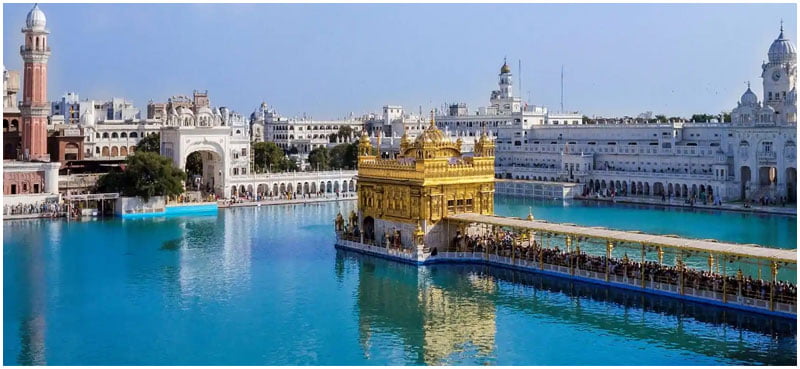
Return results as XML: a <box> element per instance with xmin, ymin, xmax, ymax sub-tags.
<box><xmin>120</xmin><ymin>132</ymin><xmax>127</xmax><ymax>138</ymax></box>
<box><xmin>239</xmin><ymin>185</ymin><xmax>247</xmax><ymax>196</ymax></box>
<box><xmin>758</xmin><ymin>166</ymin><xmax>777</xmax><ymax>186</ymax></box>
<box><xmin>11</xmin><ymin>119</ymin><xmax>19</xmax><ymax>131</ymax></box>
<box><xmin>111</xmin><ymin>146</ymin><xmax>119</xmax><ymax>157</ymax></box>
<box><xmin>363</xmin><ymin>216</ymin><xmax>375</xmax><ymax>242</ymax></box>
<box><xmin>334</xmin><ymin>181</ymin><xmax>340</xmax><ymax>193</ymax></box>
<box><xmin>287</xmin><ymin>183</ymin><xmax>294</xmax><ymax>194</ymax></box>
<box><xmin>102</xmin><ymin>132</ymin><xmax>109</xmax><ymax>139</ymax></box>
<box><xmin>247</xmin><ymin>184</ymin><xmax>254</xmax><ymax>194</ymax></box>
<box><xmin>120</xmin><ymin>146</ymin><xmax>128</xmax><ymax>157</ymax></box>
<box><xmin>257</xmin><ymin>184</ymin><xmax>267</xmax><ymax>195</ymax></box>
<box><xmin>327</xmin><ymin>181</ymin><xmax>333</xmax><ymax>193</ymax></box>
<box><xmin>320</xmin><ymin>181</ymin><xmax>326</xmax><ymax>193</ymax></box>
<box><xmin>296</xmin><ymin>182</ymin><xmax>302</xmax><ymax>194</ymax></box>
<box><xmin>644</xmin><ymin>182</ymin><xmax>650</xmax><ymax>195</ymax></box>
<box><xmin>303</xmin><ymin>182</ymin><xmax>310</xmax><ymax>194</ymax></box>
<box><xmin>740</xmin><ymin>166</ymin><xmax>752</xmax><ymax>200</ymax></box>
<box><xmin>786</xmin><ymin>168</ymin><xmax>797</xmax><ymax>202</ymax></box>
<box><xmin>668</xmin><ymin>183</ymin><xmax>673</xmax><ymax>196</ymax></box>
<box><xmin>130</xmin><ymin>132</ymin><xmax>138</xmax><ymax>138</ymax></box>
<box><xmin>273</xmin><ymin>183</ymin><xmax>279</xmax><ymax>196</ymax></box>
<box><xmin>231</xmin><ymin>186</ymin><xmax>238</xmax><ymax>196</ymax></box>
<box><xmin>349</xmin><ymin>180</ymin><xmax>355</xmax><ymax>192</ymax></box>
<box><xmin>111</xmin><ymin>132</ymin><xmax>119</xmax><ymax>139</ymax></box>
<box><xmin>691</xmin><ymin>184</ymin><xmax>698</xmax><ymax>197</ymax></box>
<box><xmin>280</xmin><ymin>183</ymin><xmax>286</xmax><ymax>194</ymax></box>
<box><xmin>310</xmin><ymin>182</ymin><xmax>317</xmax><ymax>193</ymax></box>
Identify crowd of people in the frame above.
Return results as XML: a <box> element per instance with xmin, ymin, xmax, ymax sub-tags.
<box><xmin>3</xmin><ymin>201</ymin><xmax>64</xmax><ymax>217</ymax></box>
<box><xmin>450</xmin><ymin>231</ymin><xmax>796</xmax><ymax>305</ymax></box>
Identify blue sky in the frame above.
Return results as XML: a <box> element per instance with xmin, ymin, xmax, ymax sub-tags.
<box><xmin>3</xmin><ymin>3</ymin><xmax>796</xmax><ymax>119</ymax></box>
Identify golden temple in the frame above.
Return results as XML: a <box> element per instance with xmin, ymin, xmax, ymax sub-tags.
<box><xmin>354</xmin><ymin>112</ymin><xmax>495</xmax><ymax>247</ymax></box>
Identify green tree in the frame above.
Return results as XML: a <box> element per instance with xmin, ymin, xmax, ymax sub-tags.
<box><xmin>136</xmin><ymin>132</ymin><xmax>161</xmax><ymax>153</ymax></box>
<box><xmin>252</xmin><ymin>141</ymin><xmax>287</xmax><ymax>173</ymax></box>
<box><xmin>655</xmin><ymin>115</ymin><xmax>667</xmax><ymax>123</ymax></box>
<box><xmin>95</xmin><ymin>151</ymin><xmax>186</xmax><ymax>201</ymax></box>
<box><xmin>308</xmin><ymin>146</ymin><xmax>330</xmax><ymax>170</ymax></box>
<box><xmin>329</xmin><ymin>142</ymin><xmax>359</xmax><ymax>169</ymax></box>
<box><xmin>722</xmin><ymin>112</ymin><xmax>732</xmax><ymax>123</ymax></box>
<box><xmin>691</xmin><ymin>114</ymin><xmax>716</xmax><ymax>123</ymax></box>
<box><xmin>329</xmin><ymin>125</ymin><xmax>355</xmax><ymax>143</ymax></box>
<box><xmin>185</xmin><ymin>151</ymin><xmax>203</xmax><ymax>177</ymax></box>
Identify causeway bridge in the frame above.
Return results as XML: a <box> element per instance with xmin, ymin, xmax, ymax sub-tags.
<box><xmin>335</xmin><ymin>212</ymin><xmax>797</xmax><ymax>319</ymax></box>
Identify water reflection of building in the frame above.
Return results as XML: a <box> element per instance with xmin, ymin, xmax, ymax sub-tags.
<box><xmin>352</xmin><ymin>254</ymin><xmax>496</xmax><ymax>365</ymax></box>
<box><xmin>175</xmin><ymin>213</ymin><xmax>252</xmax><ymax>298</ymax></box>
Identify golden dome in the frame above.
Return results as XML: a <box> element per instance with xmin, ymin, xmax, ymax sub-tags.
<box><xmin>500</xmin><ymin>60</ymin><xmax>511</xmax><ymax>74</ymax></box>
<box><xmin>414</xmin><ymin>124</ymin><xmax>447</xmax><ymax>145</ymax></box>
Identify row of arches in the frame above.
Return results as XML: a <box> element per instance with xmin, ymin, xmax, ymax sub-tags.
<box><xmin>97</xmin><ymin>131</ymin><xmax>140</xmax><ymax>139</ymax></box>
<box><xmin>97</xmin><ymin>145</ymin><xmax>136</xmax><ymax>157</ymax></box>
<box><xmin>231</xmin><ymin>179</ymin><xmax>357</xmax><ymax>197</ymax></box>
<box><xmin>586</xmin><ymin>179</ymin><xmax>715</xmax><ymax>199</ymax></box>
<box><xmin>2</xmin><ymin>118</ymin><xmax>20</xmax><ymax>132</ymax></box>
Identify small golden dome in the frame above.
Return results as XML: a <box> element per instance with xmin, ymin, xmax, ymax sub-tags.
<box><xmin>500</xmin><ymin>61</ymin><xmax>511</xmax><ymax>74</ymax></box>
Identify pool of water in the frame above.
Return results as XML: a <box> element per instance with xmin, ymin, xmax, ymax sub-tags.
<box><xmin>3</xmin><ymin>198</ymin><xmax>797</xmax><ymax>365</ymax></box>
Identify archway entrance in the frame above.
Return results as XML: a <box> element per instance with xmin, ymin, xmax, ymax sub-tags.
<box><xmin>363</xmin><ymin>216</ymin><xmax>375</xmax><ymax>243</ymax></box>
<box><xmin>740</xmin><ymin>166</ymin><xmax>751</xmax><ymax>200</ymax></box>
<box><xmin>759</xmin><ymin>166</ymin><xmax>777</xmax><ymax>186</ymax></box>
<box><xmin>786</xmin><ymin>168</ymin><xmax>797</xmax><ymax>202</ymax></box>
<box><xmin>184</xmin><ymin>149</ymin><xmax>224</xmax><ymax>196</ymax></box>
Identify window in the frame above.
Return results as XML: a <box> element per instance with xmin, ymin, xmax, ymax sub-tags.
<box><xmin>607</xmin><ymin>142</ymin><xmax>616</xmax><ymax>145</ymax></box>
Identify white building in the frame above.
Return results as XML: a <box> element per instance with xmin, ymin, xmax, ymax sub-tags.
<box><xmin>434</xmin><ymin>60</ymin><xmax>582</xmax><ymax>152</ymax></box>
<box><xmin>250</xmin><ymin>102</ymin><xmax>365</xmax><ymax>155</ymax></box>
<box><xmin>496</xmin><ymin>27</ymin><xmax>797</xmax><ymax>203</ymax></box>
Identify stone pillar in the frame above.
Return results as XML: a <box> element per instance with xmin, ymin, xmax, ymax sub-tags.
<box><xmin>44</xmin><ymin>162</ymin><xmax>60</xmax><ymax>194</ymax></box>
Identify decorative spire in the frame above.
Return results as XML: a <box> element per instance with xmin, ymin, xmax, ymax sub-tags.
<box><xmin>781</xmin><ymin>19</ymin><xmax>784</xmax><ymax>37</ymax></box>
<box><xmin>526</xmin><ymin>207</ymin><xmax>534</xmax><ymax>221</ymax></box>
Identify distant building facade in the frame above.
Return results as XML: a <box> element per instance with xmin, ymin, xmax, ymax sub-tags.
<box><xmin>496</xmin><ymin>27</ymin><xmax>797</xmax><ymax>202</ymax></box>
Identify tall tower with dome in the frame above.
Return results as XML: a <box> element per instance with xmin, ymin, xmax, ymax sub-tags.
<box><xmin>20</xmin><ymin>4</ymin><xmax>51</xmax><ymax>161</ymax></box>
<box><xmin>761</xmin><ymin>22</ymin><xmax>797</xmax><ymax>122</ymax></box>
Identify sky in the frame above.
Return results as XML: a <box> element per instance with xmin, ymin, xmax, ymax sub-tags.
<box><xmin>2</xmin><ymin>2</ymin><xmax>796</xmax><ymax>119</ymax></box>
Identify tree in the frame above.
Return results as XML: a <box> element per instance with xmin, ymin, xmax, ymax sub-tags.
<box><xmin>655</xmin><ymin>115</ymin><xmax>667</xmax><ymax>123</ymax></box>
<box><xmin>691</xmin><ymin>113</ymin><xmax>716</xmax><ymax>123</ymax></box>
<box><xmin>136</xmin><ymin>132</ymin><xmax>161</xmax><ymax>153</ymax></box>
<box><xmin>329</xmin><ymin>142</ymin><xmax>359</xmax><ymax>169</ymax></box>
<box><xmin>722</xmin><ymin>112</ymin><xmax>732</xmax><ymax>123</ymax></box>
<box><xmin>329</xmin><ymin>125</ymin><xmax>355</xmax><ymax>143</ymax></box>
<box><xmin>252</xmin><ymin>141</ymin><xmax>287</xmax><ymax>173</ymax></box>
<box><xmin>308</xmin><ymin>147</ymin><xmax>330</xmax><ymax>170</ymax></box>
<box><xmin>185</xmin><ymin>151</ymin><xmax>203</xmax><ymax>177</ymax></box>
<box><xmin>95</xmin><ymin>151</ymin><xmax>186</xmax><ymax>201</ymax></box>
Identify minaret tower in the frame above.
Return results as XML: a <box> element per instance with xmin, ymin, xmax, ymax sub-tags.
<box><xmin>499</xmin><ymin>58</ymin><xmax>513</xmax><ymax>99</ymax></box>
<box><xmin>761</xmin><ymin>21</ymin><xmax>797</xmax><ymax>117</ymax></box>
<box><xmin>20</xmin><ymin>4</ymin><xmax>51</xmax><ymax>161</ymax></box>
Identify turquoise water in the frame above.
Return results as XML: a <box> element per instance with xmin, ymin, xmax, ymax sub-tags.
<box><xmin>3</xmin><ymin>198</ymin><xmax>797</xmax><ymax>365</ymax></box>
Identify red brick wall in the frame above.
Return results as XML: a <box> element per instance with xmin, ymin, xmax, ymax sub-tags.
<box><xmin>4</xmin><ymin>170</ymin><xmax>45</xmax><ymax>195</ymax></box>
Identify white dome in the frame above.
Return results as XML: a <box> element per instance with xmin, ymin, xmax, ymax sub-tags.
<box><xmin>741</xmin><ymin>86</ymin><xmax>758</xmax><ymax>105</ymax></box>
<box><xmin>768</xmin><ymin>28</ymin><xmax>796</xmax><ymax>64</ymax></box>
<box><xmin>26</xmin><ymin>4</ymin><xmax>46</xmax><ymax>31</ymax></box>
<box><xmin>197</xmin><ymin>106</ymin><xmax>213</xmax><ymax>116</ymax></box>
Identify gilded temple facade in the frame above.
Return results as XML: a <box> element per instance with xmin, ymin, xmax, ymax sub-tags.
<box><xmin>353</xmin><ymin>114</ymin><xmax>495</xmax><ymax>251</ymax></box>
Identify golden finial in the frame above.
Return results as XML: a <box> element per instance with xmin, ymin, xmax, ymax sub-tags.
<box><xmin>429</xmin><ymin>109</ymin><xmax>435</xmax><ymax>129</ymax></box>
<box><xmin>526</xmin><ymin>207</ymin><xmax>534</xmax><ymax>221</ymax></box>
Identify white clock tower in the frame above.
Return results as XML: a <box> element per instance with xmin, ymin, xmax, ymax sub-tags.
<box><xmin>761</xmin><ymin>23</ymin><xmax>797</xmax><ymax>118</ymax></box>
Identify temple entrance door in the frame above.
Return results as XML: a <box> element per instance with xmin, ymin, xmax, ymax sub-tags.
<box><xmin>740</xmin><ymin>166</ymin><xmax>751</xmax><ymax>200</ymax></box>
<box><xmin>363</xmin><ymin>216</ymin><xmax>375</xmax><ymax>243</ymax></box>
<box><xmin>786</xmin><ymin>168</ymin><xmax>797</xmax><ymax>202</ymax></box>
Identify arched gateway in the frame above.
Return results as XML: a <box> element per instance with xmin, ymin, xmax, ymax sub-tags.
<box><xmin>160</xmin><ymin>106</ymin><xmax>251</xmax><ymax>198</ymax></box>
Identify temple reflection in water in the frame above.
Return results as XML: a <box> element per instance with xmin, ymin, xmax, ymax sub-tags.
<box><xmin>341</xmin><ymin>249</ymin><xmax>795</xmax><ymax>365</ymax></box>
<box><xmin>351</xmin><ymin>250</ymin><xmax>497</xmax><ymax>365</ymax></box>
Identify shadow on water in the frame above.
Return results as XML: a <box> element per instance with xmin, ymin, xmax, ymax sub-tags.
<box><xmin>336</xmin><ymin>249</ymin><xmax>797</xmax><ymax>366</ymax></box>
